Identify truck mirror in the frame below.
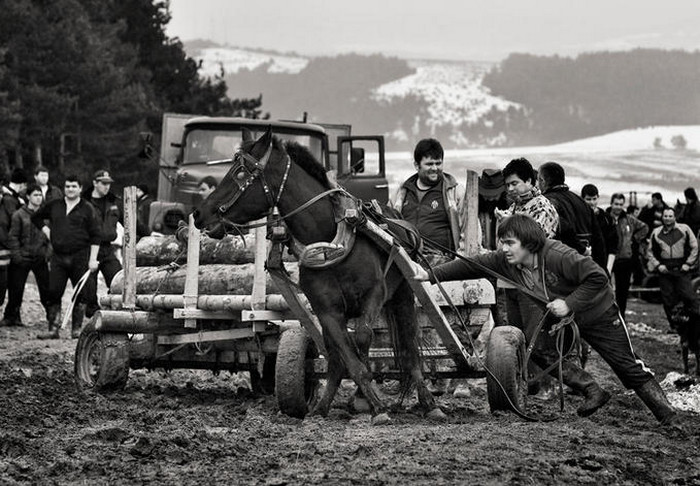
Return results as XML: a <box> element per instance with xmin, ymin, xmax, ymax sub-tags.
<box><xmin>138</xmin><ymin>132</ymin><xmax>154</xmax><ymax>160</ymax></box>
<box><xmin>350</xmin><ymin>147</ymin><xmax>365</xmax><ymax>174</ymax></box>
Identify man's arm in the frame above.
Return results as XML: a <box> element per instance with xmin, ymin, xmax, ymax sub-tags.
<box><xmin>684</xmin><ymin>225</ymin><xmax>698</xmax><ymax>268</ymax></box>
<box><xmin>429</xmin><ymin>251</ymin><xmax>506</xmax><ymax>283</ymax></box>
<box><xmin>88</xmin><ymin>244</ymin><xmax>99</xmax><ymax>272</ymax></box>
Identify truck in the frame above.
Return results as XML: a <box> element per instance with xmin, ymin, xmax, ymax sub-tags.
<box><xmin>147</xmin><ymin>114</ymin><xmax>389</xmax><ymax>234</ymax></box>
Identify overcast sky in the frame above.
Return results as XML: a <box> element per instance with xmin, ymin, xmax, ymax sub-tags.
<box><xmin>166</xmin><ymin>0</ymin><xmax>700</xmax><ymax>61</ymax></box>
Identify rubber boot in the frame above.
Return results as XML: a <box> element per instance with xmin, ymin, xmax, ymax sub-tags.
<box><xmin>71</xmin><ymin>303</ymin><xmax>86</xmax><ymax>339</ymax></box>
<box><xmin>634</xmin><ymin>379</ymin><xmax>678</xmax><ymax>425</ymax></box>
<box><xmin>37</xmin><ymin>305</ymin><xmax>61</xmax><ymax>340</ymax></box>
<box><xmin>561</xmin><ymin>364</ymin><xmax>611</xmax><ymax>417</ymax></box>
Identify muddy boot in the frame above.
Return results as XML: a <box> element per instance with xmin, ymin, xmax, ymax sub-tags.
<box><xmin>71</xmin><ymin>304</ymin><xmax>86</xmax><ymax>339</ymax></box>
<box><xmin>37</xmin><ymin>305</ymin><xmax>61</xmax><ymax>340</ymax></box>
<box><xmin>561</xmin><ymin>365</ymin><xmax>611</xmax><ymax>417</ymax></box>
<box><xmin>634</xmin><ymin>379</ymin><xmax>677</xmax><ymax>425</ymax></box>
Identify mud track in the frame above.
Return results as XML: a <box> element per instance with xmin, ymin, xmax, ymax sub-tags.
<box><xmin>1</xmin><ymin>283</ymin><xmax>699</xmax><ymax>485</ymax></box>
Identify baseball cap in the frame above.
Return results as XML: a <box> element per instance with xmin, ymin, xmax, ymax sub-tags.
<box><xmin>93</xmin><ymin>169</ymin><xmax>114</xmax><ymax>183</ymax></box>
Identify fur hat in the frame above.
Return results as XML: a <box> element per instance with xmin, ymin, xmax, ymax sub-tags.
<box><xmin>479</xmin><ymin>169</ymin><xmax>505</xmax><ymax>197</ymax></box>
<box><xmin>10</xmin><ymin>168</ymin><xmax>27</xmax><ymax>184</ymax></box>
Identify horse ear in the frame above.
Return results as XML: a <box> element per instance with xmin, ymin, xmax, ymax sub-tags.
<box><xmin>242</xmin><ymin>128</ymin><xmax>253</xmax><ymax>143</ymax></box>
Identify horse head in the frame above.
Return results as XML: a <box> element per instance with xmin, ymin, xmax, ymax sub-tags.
<box><xmin>193</xmin><ymin>126</ymin><xmax>281</xmax><ymax>238</ymax></box>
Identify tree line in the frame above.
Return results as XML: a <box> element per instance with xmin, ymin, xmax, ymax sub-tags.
<box><xmin>481</xmin><ymin>49</ymin><xmax>700</xmax><ymax>145</ymax></box>
<box><xmin>0</xmin><ymin>0</ymin><xmax>264</xmax><ymax>189</ymax></box>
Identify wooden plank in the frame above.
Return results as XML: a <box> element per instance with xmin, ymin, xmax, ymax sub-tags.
<box><xmin>183</xmin><ymin>214</ymin><xmax>200</xmax><ymax>328</ymax></box>
<box><xmin>361</xmin><ymin>220</ymin><xmax>472</xmax><ymax>368</ymax></box>
<box><xmin>157</xmin><ymin>328</ymin><xmax>255</xmax><ymax>345</ymax></box>
<box><xmin>99</xmin><ymin>293</ymin><xmax>293</xmax><ymax>312</ymax></box>
<box><xmin>462</xmin><ymin>169</ymin><xmax>480</xmax><ymax>257</ymax></box>
<box><xmin>251</xmin><ymin>219</ymin><xmax>268</xmax><ymax>310</ymax></box>
<box><xmin>122</xmin><ymin>186</ymin><xmax>138</xmax><ymax>310</ymax></box>
<box><xmin>173</xmin><ymin>309</ymin><xmax>239</xmax><ymax>320</ymax></box>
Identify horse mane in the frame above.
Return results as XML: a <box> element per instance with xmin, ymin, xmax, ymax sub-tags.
<box><xmin>280</xmin><ymin>138</ymin><xmax>331</xmax><ymax>189</ymax></box>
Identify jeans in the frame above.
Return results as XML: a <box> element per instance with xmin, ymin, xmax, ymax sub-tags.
<box><xmin>612</xmin><ymin>258</ymin><xmax>634</xmax><ymax>318</ymax></box>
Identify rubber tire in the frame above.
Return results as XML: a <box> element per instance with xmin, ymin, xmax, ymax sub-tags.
<box><xmin>275</xmin><ymin>328</ymin><xmax>319</xmax><ymax>418</ymax></box>
<box><xmin>485</xmin><ymin>326</ymin><xmax>527</xmax><ymax>413</ymax></box>
<box><xmin>250</xmin><ymin>353</ymin><xmax>277</xmax><ymax>395</ymax></box>
<box><xmin>74</xmin><ymin>330</ymin><xmax>130</xmax><ymax>392</ymax></box>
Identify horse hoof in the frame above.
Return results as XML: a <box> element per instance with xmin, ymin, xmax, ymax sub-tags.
<box><xmin>351</xmin><ymin>397</ymin><xmax>371</xmax><ymax>414</ymax></box>
<box><xmin>427</xmin><ymin>408</ymin><xmax>448</xmax><ymax>422</ymax></box>
<box><xmin>371</xmin><ymin>413</ymin><xmax>392</xmax><ymax>426</ymax></box>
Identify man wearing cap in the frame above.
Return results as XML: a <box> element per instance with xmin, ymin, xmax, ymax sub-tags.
<box><xmin>0</xmin><ymin>168</ymin><xmax>28</xmax><ymax>309</ymax></box>
<box><xmin>83</xmin><ymin>169</ymin><xmax>123</xmax><ymax>319</ymax></box>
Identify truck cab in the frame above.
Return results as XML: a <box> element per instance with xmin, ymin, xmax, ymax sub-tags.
<box><xmin>149</xmin><ymin>114</ymin><xmax>388</xmax><ymax>234</ymax></box>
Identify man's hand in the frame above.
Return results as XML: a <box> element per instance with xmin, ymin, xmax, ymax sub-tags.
<box><xmin>494</xmin><ymin>208</ymin><xmax>508</xmax><ymax>221</ymax></box>
<box><xmin>658</xmin><ymin>264</ymin><xmax>668</xmax><ymax>274</ymax></box>
<box><xmin>88</xmin><ymin>259</ymin><xmax>99</xmax><ymax>272</ymax></box>
<box><xmin>681</xmin><ymin>264</ymin><xmax>691</xmax><ymax>273</ymax></box>
<box><xmin>413</xmin><ymin>262</ymin><xmax>430</xmax><ymax>281</ymax></box>
<box><xmin>546</xmin><ymin>298</ymin><xmax>571</xmax><ymax>317</ymax></box>
<box><xmin>42</xmin><ymin>226</ymin><xmax>51</xmax><ymax>240</ymax></box>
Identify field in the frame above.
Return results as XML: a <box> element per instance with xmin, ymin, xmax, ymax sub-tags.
<box><xmin>1</xmin><ymin>279</ymin><xmax>699</xmax><ymax>484</ymax></box>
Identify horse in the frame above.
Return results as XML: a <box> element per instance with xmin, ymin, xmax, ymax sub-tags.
<box><xmin>192</xmin><ymin>127</ymin><xmax>445</xmax><ymax>424</ymax></box>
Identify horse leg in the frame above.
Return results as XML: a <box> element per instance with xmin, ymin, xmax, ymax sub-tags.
<box><xmin>387</xmin><ymin>281</ymin><xmax>446</xmax><ymax>421</ymax></box>
<box><xmin>310</xmin><ymin>342</ymin><xmax>346</xmax><ymax>417</ymax></box>
<box><xmin>349</xmin><ymin>318</ymin><xmax>374</xmax><ymax>413</ymax></box>
<box><xmin>317</xmin><ymin>310</ymin><xmax>390</xmax><ymax>424</ymax></box>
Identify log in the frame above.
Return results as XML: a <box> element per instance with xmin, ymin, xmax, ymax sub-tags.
<box><xmin>99</xmin><ymin>294</ymin><xmax>294</xmax><ymax>312</ymax></box>
<box><xmin>109</xmin><ymin>263</ymin><xmax>299</xmax><ymax>296</ymax></box>
<box><xmin>135</xmin><ymin>234</ymin><xmax>296</xmax><ymax>266</ymax></box>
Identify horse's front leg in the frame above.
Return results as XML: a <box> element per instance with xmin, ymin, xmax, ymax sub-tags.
<box><xmin>317</xmin><ymin>310</ymin><xmax>390</xmax><ymax>424</ymax></box>
<box><xmin>310</xmin><ymin>341</ymin><xmax>345</xmax><ymax>417</ymax></box>
<box><xmin>349</xmin><ymin>319</ymin><xmax>374</xmax><ymax>413</ymax></box>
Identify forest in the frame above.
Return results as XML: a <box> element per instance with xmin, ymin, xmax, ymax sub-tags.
<box><xmin>0</xmin><ymin>0</ymin><xmax>262</xmax><ymax>188</ymax></box>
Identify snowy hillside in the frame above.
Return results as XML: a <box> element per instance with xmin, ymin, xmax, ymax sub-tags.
<box><xmin>373</xmin><ymin>60</ymin><xmax>518</xmax><ymax>130</ymax></box>
<box><xmin>192</xmin><ymin>46</ymin><xmax>308</xmax><ymax>77</ymax></box>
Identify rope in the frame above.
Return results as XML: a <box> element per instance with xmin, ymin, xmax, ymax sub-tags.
<box><xmin>60</xmin><ymin>269</ymin><xmax>93</xmax><ymax>331</ymax></box>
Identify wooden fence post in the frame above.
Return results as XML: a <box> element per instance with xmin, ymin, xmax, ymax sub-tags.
<box><xmin>122</xmin><ymin>186</ymin><xmax>137</xmax><ymax>310</ymax></box>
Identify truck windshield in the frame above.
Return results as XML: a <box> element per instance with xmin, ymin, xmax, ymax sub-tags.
<box><xmin>182</xmin><ymin>128</ymin><xmax>324</xmax><ymax>165</ymax></box>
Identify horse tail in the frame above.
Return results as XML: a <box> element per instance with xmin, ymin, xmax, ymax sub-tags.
<box><xmin>385</xmin><ymin>280</ymin><xmax>423</xmax><ymax>393</ymax></box>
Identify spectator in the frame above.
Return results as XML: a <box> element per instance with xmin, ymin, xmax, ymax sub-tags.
<box><xmin>626</xmin><ymin>204</ymin><xmax>645</xmax><ymax>285</ymax></box>
<box><xmin>638</xmin><ymin>192</ymin><xmax>668</xmax><ymax>231</ymax></box>
<box><xmin>31</xmin><ymin>175</ymin><xmax>100</xmax><ymax>339</ymax></box>
<box><xmin>199</xmin><ymin>176</ymin><xmax>218</xmax><ymax>201</ymax></box>
<box><xmin>607</xmin><ymin>193</ymin><xmax>649</xmax><ymax>319</ymax></box>
<box><xmin>478</xmin><ymin>168</ymin><xmax>509</xmax><ymax>251</ymax></box>
<box><xmin>538</xmin><ymin>162</ymin><xmax>606</xmax><ymax>271</ymax></box>
<box><xmin>391</xmin><ymin>138</ymin><xmax>463</xmax><ymax>266</ymax></box>
<box><xmin>581</xmin><ymin>183</ymin><xmax>618</xmax><ymax>274</ymax></box>
<box><xmin>83</xmin><ymin>169</ymin><xmax>123</xmax><ymax>319</ymax></box>
<box><xmin>677</xmin><ymin>187</ymin><xmax>700</xmax><ymax>236</ymax></box>
<box><xmin>647</xmin><ymin>207</ymin><xmax>700</xmax><ymax>332</ymax></box>
<box><xmin>33</xmin><ymin>165</ymin><xmax>62</xmax><ymax>204</ymax></box>
<box><xmin>136</xmin><ymin>183</ymin><xmax>153</xmax><ymax>240</ymax></box>
<box><xmin>1</xmin><ymin>184</ymin><xmax>50</xmax><ymax>327</ymax></box>
<box><xmin>415</xmin><ymin>213</ymin><xmax>680</xmax><ymax>426</ymax></box>
<box><xmin>0</xmin><ymin>168</ymin><xmax>28</xmax><ymax>307</ymax></box>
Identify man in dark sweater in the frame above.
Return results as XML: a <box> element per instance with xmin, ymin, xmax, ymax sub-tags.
<box><xmin>414</xmin><ymin>214</ymin><xmax>679</xmax><ymax>426</ymax></box>
<box><xmin>0</xmin><ymin>168</ymin><xmax>28</xmax><ymax>308</ymax></box>
<box><xmin>31</xmin><ymin>175</ymin><xmax>101</xmax><ymax>339</ymax></box>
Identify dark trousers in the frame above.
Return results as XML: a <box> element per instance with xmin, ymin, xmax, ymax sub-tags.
<box><xmin>612</xmin><ymin>258</ymin><xmax>634</xmax><ymax>318</ymax></box>
<box><xmin>85</xmin><ymin>245</ymin><xmax>122</xmax><ymax>311</ymax></box>
<box><xmin>49</xmin><ymin>250</ymin><xmax>91</xmax><ymax>307</ymax></box>
<box><xmin>519</xmin><ymin>293</ymin><xmax>654</xmax><ymax>389</ymax></box>
<box><xmin>658</xmin><ymin>270</ymin><xmax>700</xmax><ymax>324</ymax></box>
<box><xmin>4</xmin><ymin>258</ymin><xmax>50</xmax><ymax>320</ymax></box>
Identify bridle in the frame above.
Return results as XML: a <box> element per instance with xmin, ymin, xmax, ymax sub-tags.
<box><xmin>215</xmin><ymin>139</ymin><xmax>345</xmax><ymax>231</ymax></box>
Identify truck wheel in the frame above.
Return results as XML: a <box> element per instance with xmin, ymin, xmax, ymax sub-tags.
<box><xmin>275</xmin><ymin>328</ymin><xmax>319</xmax><ymax>418</ymax></box>
<box><xmin>250</xmin><ymin>353</ymin><xmax>276</xmax><ymax>395</ymax></box>
<box><xmin>75</xmin><ymin>331</ymin><xmax>130</xmax><ymax>392</ymax></box>
<box><xmin>485</xmin><ymin>326</ymin><xmax>527</xmax><ymax>413</ymax></box>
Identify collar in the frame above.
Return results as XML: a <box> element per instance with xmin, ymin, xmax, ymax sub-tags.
<box><xmin>516</xmin><ymin>253</ymin><xmax>539</xmax><ymax>271</ymax></box>
<box><xmin>661</xmin><ymin>223</ymin><xmax>676</xmax><ymax>233</ymax></box>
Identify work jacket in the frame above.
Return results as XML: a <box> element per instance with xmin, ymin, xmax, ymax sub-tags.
<box><xmin>8</xmin><ymin>205</ymin><xmax>50</xmax><ymax>262</ymax></box>
<box><xmin>647</xmin><ymin>223</ymin><xmax>698</xmax><ymax>271</ymax></box>
<box><xmin>431</xmin><ymin>239</ymin><xmax>615</xmax><ymax>328</ymax></box>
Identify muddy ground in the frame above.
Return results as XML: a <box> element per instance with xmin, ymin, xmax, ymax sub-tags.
<box><xmin>1</xmin><ymin>280</ymin><xmax>700</xmax><ymax>485</ymax></box>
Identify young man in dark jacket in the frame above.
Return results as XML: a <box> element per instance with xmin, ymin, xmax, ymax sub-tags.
<box><xmin>31</xmin><ymin>175</ymin><xmax>101</xmax><ymax>339</ymax></box>
<box><xmin>83</xmin><ymin>169</ymin><xmax>123</xmax><ymax>318</ymax></box>
<box><xmin>414</xmin><ymin>214</ymin><xmax>679</xmax><ymax>426</ymax></box>
<box><xmin>0</xmin><ymin>168</ymin><xmax>28</xmax><ymax>308</ymax></box>
<box><xmin>1</xmin><ymin>184</ymin><xmax>50</xmax><ymax>327</ymax></box>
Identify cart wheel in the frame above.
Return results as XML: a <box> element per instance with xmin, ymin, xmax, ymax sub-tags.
<box><xmin>75</xmin><ymin>330</ymin><xmax>130</xmax><ymax>392</ymax></box>
<box><xmin>275</xmin><ymin>327</ymin><xmax>319</xmax><ymax>418</ymax></box>
<box><xmin>485</xmin><ymin>326</ymin><xmax>527</xmax><ymax>413</ymax></box>
<box><xmin>250</xmin><ymin>353</ymin><xmax>277</xmax><ymax>395</ymax></box>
